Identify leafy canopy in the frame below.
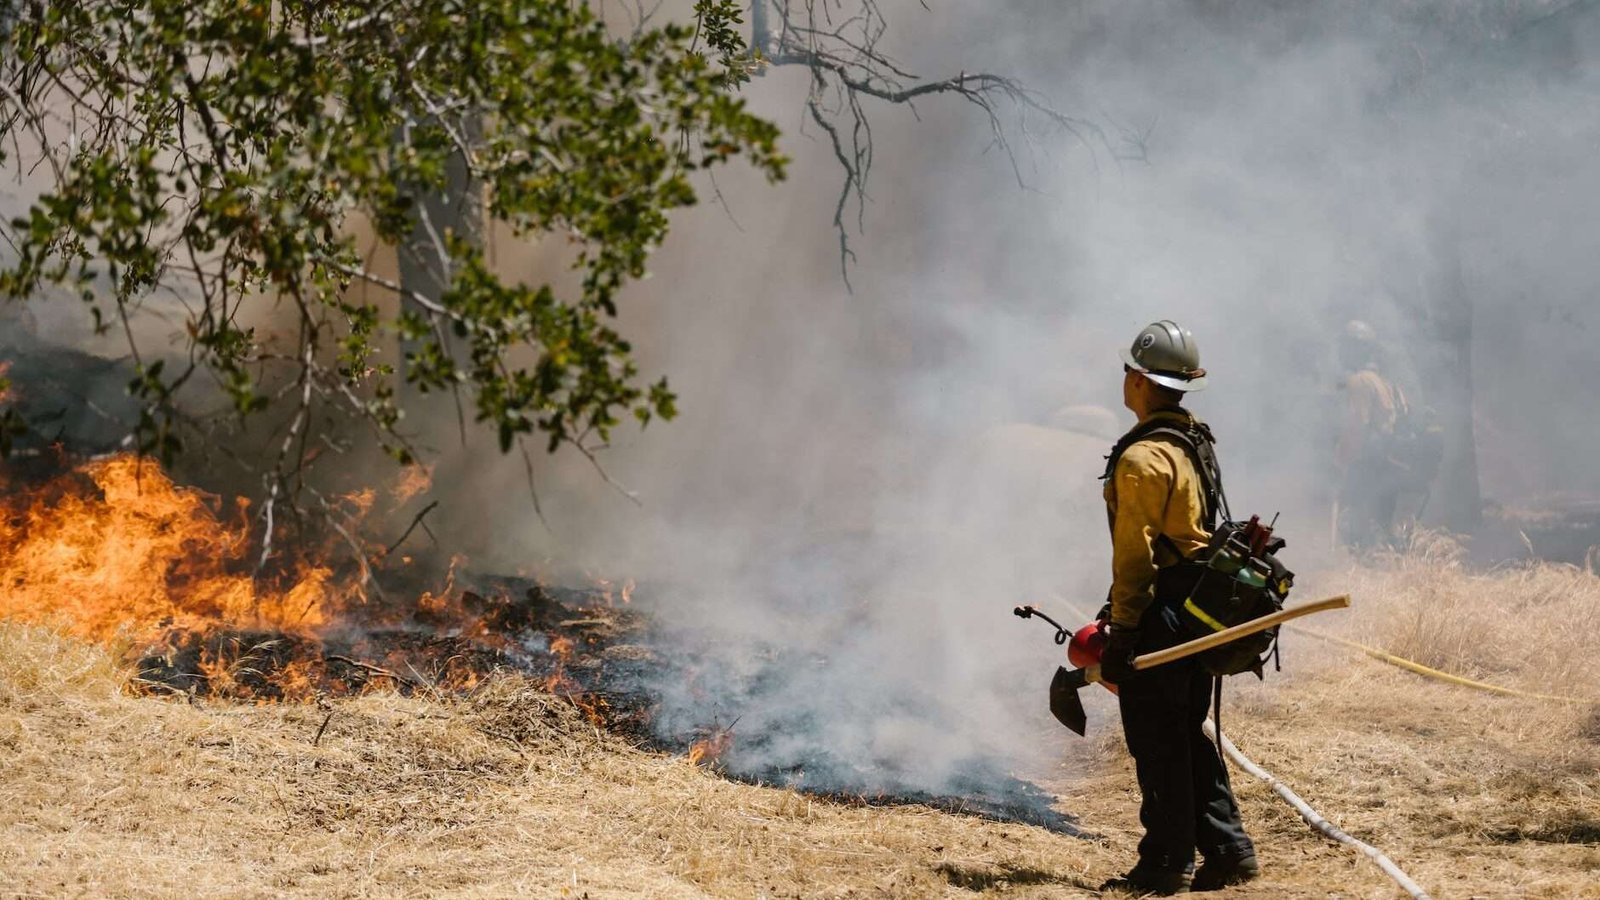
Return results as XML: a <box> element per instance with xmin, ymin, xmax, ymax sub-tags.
<box><xmin>0</xmin><ymin>0</ymin><xmax>784</xmax><ymax>468</ymax></box>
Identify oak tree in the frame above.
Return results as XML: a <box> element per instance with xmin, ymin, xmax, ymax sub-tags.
<box><xmin>0</xmin><ymin>0</ymin><xmax>784</xmax><ymax>484</ymax></box>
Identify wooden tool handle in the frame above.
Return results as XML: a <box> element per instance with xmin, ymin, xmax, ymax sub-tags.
<box><xmin>1132</xmin><ymin>594</ymin><xmax>1351</xmax><ymax>670</ymax></box>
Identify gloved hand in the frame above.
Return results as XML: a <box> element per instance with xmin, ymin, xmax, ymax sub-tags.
<box><xmin>1099</xmin><ymin>626</ymin><xmax>1140</xmax><ymax>684</ymax></box>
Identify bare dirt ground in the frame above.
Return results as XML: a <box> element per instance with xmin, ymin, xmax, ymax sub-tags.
<box><xmin>3</xmin><ymin>551</ymin><xmax>1598</xmax><ymax>898</ymax></box>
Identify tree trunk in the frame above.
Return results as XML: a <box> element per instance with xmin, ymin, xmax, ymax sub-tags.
<box><xmin>1420</xmin><ymin>222</ymin><xmax>1482</xmax><ymax>534</ymax></box>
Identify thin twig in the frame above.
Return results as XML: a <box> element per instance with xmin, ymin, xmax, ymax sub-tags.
<box><xmin>326</xmin><ymin>655</ymin><xmax>418</xmax><ymax>688</ymax></box>
<box><xmin>384</xmin><ymin>499</ymin><xmax>440</xmax><ymax>557</ymax></box>
<box><xmin>312</xmin><ymin>711</ymin><xmax>335</xmax><ymax>746</ymax></box>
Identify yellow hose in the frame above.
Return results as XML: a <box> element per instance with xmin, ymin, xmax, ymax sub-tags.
<box><xmin>1284</xmin><ymin>625</ymin><xmax>1585</xmax><ymax>704</ymax></box>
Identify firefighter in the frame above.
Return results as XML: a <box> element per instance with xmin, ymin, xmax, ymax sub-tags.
<box><xmin>1333</xmin><ymin>320</ymin><xmax>1410</xmax><ymax>550</ymax></box>
<box><xmin>1097</xmin><ymin>321</ymin><xmax>1257</xmax><ymax>895</ymax></box>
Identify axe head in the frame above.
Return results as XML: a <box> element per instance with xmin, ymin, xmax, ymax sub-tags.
<box><xmin>1049</xmin><ymin>665</ymin><xmax>1092</xmax><ymax>736</ymax></box>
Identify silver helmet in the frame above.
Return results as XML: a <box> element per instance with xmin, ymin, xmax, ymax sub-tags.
<box><xmin>1120</xmin><ymin>320</ymin><xmax>1207</xmax><ymax>392</ymax></box>
<box><xmin>1339</xmin><ymin>319</ymin><xmax>1379</xmax><ymax>371</ymax></box>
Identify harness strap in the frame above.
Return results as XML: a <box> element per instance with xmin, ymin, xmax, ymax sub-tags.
<box><xmin>1185</xmin><ymin>597</ymin><xmax>1229</xmax><ymax>633</ymax></box>
<box><xmin>1102</xmin><ymin>413</ymin><xmax>1231</xmax><ymax>528</ymax></box>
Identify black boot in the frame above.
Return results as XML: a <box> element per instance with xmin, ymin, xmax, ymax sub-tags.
<box><xmin>1098</xmin><ymin>865</ymin><xmax>1192</xmax><ymax>895</ymax></box>
<box><xmin>1191</xmin><ymin>852</ymin><xmax>1259</xmax><ymax>891</ymax></box>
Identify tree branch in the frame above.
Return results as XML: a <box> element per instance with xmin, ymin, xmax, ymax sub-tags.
<box><xmin>766</xmin><ymin>0</ymin><xmax>1108</xmax><ymax>284</ymax></box>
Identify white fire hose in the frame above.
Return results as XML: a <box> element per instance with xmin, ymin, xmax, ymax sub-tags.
<box><xmin>1203</xmin><ymin>720</ymin><xmax>1432</xmax><ymax>900</ymax></box>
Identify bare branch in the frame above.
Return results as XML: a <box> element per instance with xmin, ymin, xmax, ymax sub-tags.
<box><xmin>766</xmin><ymin>0</ymin><xmax>1107</xmax><ymax>284</ymax></box>
<box><xmin>806</xmin><ymin>97</ymin><xmax>857</xmax><ymax>289</ymax></box>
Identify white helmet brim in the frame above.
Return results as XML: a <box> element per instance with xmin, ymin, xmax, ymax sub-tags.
<box><xmin>1120</xmin><ymin>346</ymin><xmax>1208</xmax><ymax>392</ymax></box>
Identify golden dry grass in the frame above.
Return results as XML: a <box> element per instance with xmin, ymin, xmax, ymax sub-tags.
<box><xmin>4</xmin><ymin>549</ymin><xmax>1600</xmax><ymax>898</ymax></box>
<box><xmin>0</xmin><ymin>622</ymin><xmax>1118</xmax><ymax>899</ymax></box>
<box><xmin>1176</xmin><ymin>546</ymin><xmax>1600</xmax><ymax>899</ymax></box>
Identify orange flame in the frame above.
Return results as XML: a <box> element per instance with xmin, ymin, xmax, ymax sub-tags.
<box><xmin>548</xmin><ymin>635</ymin><xmax>575</xmax><ymax>660</ymax></box>
<box><xmin>0</xmin><ymin>455</ymin><xmax>338</xmax><ymax>642</ymax></box>
<box><xmin>540</xmin><ymin>634</ymin><xmax>578</xmax><ymax>693</ymax></box>
<box><xmin>687</xmin><ymin>727</ymin><xmax>735</xmax><ymax>767</ymax></box>
<box><xmin>0</xmin><ymin>453</ymin><xmax>637</xmax><ymax>714</ymax></box>
<box><xmin>391</xmin><ymin>463</ymin><xmax>434</xmax><ymax>505</ymax></box>
<box><xmin>340</xmin><ymin>487</ymin><xmax>378</xmax><ymax>519</ymax></box>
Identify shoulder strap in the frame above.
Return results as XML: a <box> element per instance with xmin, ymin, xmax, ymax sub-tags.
<box><xmin>1102</xmin><ymin>415</ymin><xmax>1230</xmax><ymax>528</ymax></box>
<box><xmin>1368</xmin><ymin>370</ymin><xmax>1408</xmax><ymax>423</ymax></box>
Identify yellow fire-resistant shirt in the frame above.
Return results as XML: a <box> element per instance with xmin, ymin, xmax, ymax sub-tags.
<box><xmin>1103</xmin><ymin>409</ymin><xmax>1213</xmax><ymax>630</ymax></box>
<box><xmin>1335</xmin><ymin>368</ymin><xmax>1405</xmax><ymax>471</ymax></box>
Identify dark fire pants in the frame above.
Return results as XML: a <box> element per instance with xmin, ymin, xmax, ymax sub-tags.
<box><xmin>1117</xmin><ymin>602</ymin><xmax>1254</xmax><ymax>873</ymax></box>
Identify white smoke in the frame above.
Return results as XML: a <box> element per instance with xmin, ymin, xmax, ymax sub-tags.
<box><xmin>16</xmin><ymin>0</ymin><xmax>1600</xmax><ymax>805</ymax></box>
<box><xmin>429</xmin><ymin>1</ymin><xmax>1600</xmax><ymax>801</ymax></box>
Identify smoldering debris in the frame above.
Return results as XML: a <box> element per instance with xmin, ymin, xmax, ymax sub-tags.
<box><xmin>120</xmin><ymin>566</ymin><xmax>1081</xmax><ymax>832</ymax></box>
<box><xmin>636</xmin><ymin>614</ymin><xmax>1085</xmax><ymax>834</ymax></box>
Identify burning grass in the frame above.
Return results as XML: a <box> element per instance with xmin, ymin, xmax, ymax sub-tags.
<box><xmin>0</xmin><ymin>453</ymin><xmax>656</xmax><ymax>709</ymax></box>
<box><xmin>0</xmin><ymin>453</ymin><xmax>464</xmax><ymax>653</ymax></box>
<box><xmin>0</xmin><ymin>455</ymin><xmax>341</xmax><ymax>640</ymax></box>
<box><xmin>0</xmin><ymin>453</ymin><xmax>1073</xmax><ymax>836</ymax></box>
<box><xmin>0</xmin><ymin>454</ymin><xmax>1085</xmax><ymax>834</ymax></box>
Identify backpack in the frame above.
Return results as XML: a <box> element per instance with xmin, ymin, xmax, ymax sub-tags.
<box><xmin>1353</xmin><ymin>374</ymin><xmax>1442</xmax><ymax>491</ymax></box>
<box><xmin>1103</xmin><ymin>415</ymin><xmax>1295</xmax><ymax>678</ymax></box>
<box><xmin>1384</xmin><ymin>387</ymin><xmax>1444</xmax><ymax>489</ymax></box>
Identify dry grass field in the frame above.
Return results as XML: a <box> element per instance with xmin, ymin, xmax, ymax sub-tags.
<box><xmin>2</xmin><ymin>546</ymin><xmax>1598</xmax><ymax>898</ymax></box>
